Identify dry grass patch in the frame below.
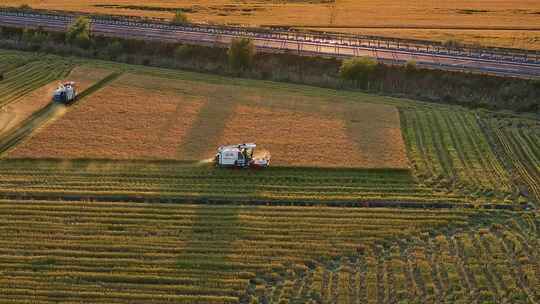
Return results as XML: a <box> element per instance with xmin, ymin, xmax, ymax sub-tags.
<box><xmin>6</xmin><ymin>75</ymin><xmax>204</xmax><ymax>160</ymax></box>
<box><xmin>0</xmin><ymin>66</ymin><xmax>113</xmax><ymax>137</ymax></box>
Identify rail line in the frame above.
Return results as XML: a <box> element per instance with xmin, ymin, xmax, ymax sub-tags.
<box><xmin>1</xmin><ymin>10</ymin><xmax>540</xmax><ymax>78</ymax></box>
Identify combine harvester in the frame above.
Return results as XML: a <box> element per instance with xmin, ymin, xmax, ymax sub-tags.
<box><xmin>214</xmin><ymin>143</ymin><xmax>270</xmax><ymax>168</ymax></box>
<box><xmin>52</xmin><ymin>82</ymin><xmax>77</xmax><ymax>104</ymax></box>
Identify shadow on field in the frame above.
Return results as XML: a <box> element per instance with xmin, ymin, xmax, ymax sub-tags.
<box><xmin>176</xmin><ymin>87</ymin><xmax>238</xmax><ymax>160</ymax></box>
<box><xmin>176</xmin><ymin>205</ymin><xmax>243</xmax><ymax>273</ymax></box>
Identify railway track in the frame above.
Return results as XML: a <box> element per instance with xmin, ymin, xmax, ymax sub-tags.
<box><xmin>0</xmin><ymin>10</ymin><xmax>540</xmax><ymax>78</ymax></box>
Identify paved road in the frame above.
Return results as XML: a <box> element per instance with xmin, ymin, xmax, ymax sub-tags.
<box><xmin>1</xmin><ymin>12</ymin><xmax>540</xmax><ymax>79</ymax></box>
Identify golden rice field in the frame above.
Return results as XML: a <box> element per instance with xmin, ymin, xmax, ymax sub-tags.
<box><xmin>0</xmin><ymin>46</ymin><xmax>539</xmax><ymax>304</ymax></box>
<box><xmin>7</xmin><ymin>72</ymin><xmax>409</xmax><ymax>169</ymax></box>
<box><xmin>0</xmin><ymin>66</ymin><xmax>113</xmax><ymax>137</ymax></box>
<box><xmin>4</xmin><ymin>0</ymin><xmax>540</xmax><ymax>49</ymax></box>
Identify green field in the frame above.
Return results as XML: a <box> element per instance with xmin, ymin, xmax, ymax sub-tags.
<box><xmin>0</xmin><ymin>49</ymin><xmax>538</xmax><ymax>303</ymax></box>
<box><xmin>0</xmin><ymin>52</ymin><xmax>72</xmax><ymax>108</ymax></box>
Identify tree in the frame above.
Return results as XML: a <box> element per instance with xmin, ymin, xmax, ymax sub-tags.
<box><xmin>18</xmin><ymin>4</ymin><xmax>32</xmax><ymax>10</ymax></box>
<box><xmin>405</xmin><ymin>60</ymin><xmax>417</xmax><ymax>73</ymax></box>
<box><xmin>339</xmin><ymin>56</ymin><xmax>378</xmax><ymax>88</ymax></box>
<box><xmin>171</xmin><ymin>11</ymin><xmax>189</xmax><ymax>25</ymax></box>
<box><xmin>174</xmin><ymin>45</ymin><xmax>194</xmax><ymax>60</ymax></box>
<box><xmin>21</xmin><ymin>27</ymin><xmax>47</xmax><ymax>45</ymax></box>
<box><xmin>105</xmin><ymin>40</ymin><xmax>123</xmax><ymax>59</ymax></box>
<box><xmin>228</xmin><ymin>38</ymin><xmax>256</xmax><ymax>71</ymax></box>
<box><xmin>443</xmin><ymin>39</ymin><xmax>462</xmax><ymax>49</ymax></box>
<box><xmin>66</xmin><ymin>16</ymin><xmax>91</xmax><ymax>49</ymax></box>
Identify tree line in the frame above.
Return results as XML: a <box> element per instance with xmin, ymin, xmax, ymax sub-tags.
<box><xmin>0</xmin><ymin>16</ymin><xmax>538</xmax><ymax>113</ymax></box>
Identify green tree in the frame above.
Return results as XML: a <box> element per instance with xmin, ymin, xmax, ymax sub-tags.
<box><xmin>405</xmin><ymin>59</ymin><xmax>417</xmax><ymax>73</ymax></box>
<box><xmin>339</xmin><ymin>56</ymin><xmax>378</xmax><ymax>88</ymax></box>
<box><xmin>174</xmin><ymin>45</ymin><xmax>194</xmax><ymax>60</ymax></box>
<box><xmin>228</xmin><ymin>38</ymin><xmax>256</xmax><ymax>71</ymax></box>
<box><xmin>443</xmin><ymin>38</ymin><xmax>462</xmax><ymax>48</ymax></box>
<box><xmin>18</xmin><ymin>4</ymin><xmax>32</xmax><ymax>10</ymax></box>
<box><xmin>171</xmin><ymin>11</ymin><xmax>189</xmax><ymax>25</ymax></box>
<box><xmin>105</xmin><ymin>40</ymin><xmax>123</xmax><ymax>59</ymax></box>
<box><xmin>66</xmin><ymin>16</ymin><xmax>91</xmax><ymax>49</ymax></box>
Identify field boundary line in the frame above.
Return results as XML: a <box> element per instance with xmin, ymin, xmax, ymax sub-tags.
<box><xmin>0</xmin><ymin>193</ymin><xmax>522</xmax><ymax>210</ymax></box>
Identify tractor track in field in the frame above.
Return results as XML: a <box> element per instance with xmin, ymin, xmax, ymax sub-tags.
<box><xmin>0</xmin><ymin>72</ymin><xmax>121</xmax><ymax>155</ymax></box>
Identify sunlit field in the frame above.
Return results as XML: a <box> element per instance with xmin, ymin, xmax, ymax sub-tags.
<box><xmin>4</xmin><ymin>0</ymin><xmax>540</xmax><ymax>49</ymax></box>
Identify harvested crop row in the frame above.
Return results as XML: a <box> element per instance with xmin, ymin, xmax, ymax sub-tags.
<box><xmin>253</xmin><ymin>213</ymin><xmax>539</xmax><ymax>304</ymax></box>
<box><xmin>0</xmin><ymin>160</ymin><xmax>469</xmax><ymax>205</ymax></box>
<box><xmin>400</xmin><ymin>108</ymin><xmax>514</xmax><ymax>200</ymax></box>
<box><xmin>0</xmin><ymin>199</ymin><xmax>475</xmax><ymax>303</ymax></box>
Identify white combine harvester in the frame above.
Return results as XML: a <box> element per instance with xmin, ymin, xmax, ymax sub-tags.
<box><xmin>52</xmin><ymin>82</ymin><xmax>77</xmax><ymax>104</ymax></box>
<box><xmin>214</xmin><ymin>143</ymin><xmax>270</xmax><ymax>168</ymax></box>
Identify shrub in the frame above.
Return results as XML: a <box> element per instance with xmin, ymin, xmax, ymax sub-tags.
<box><xmin>171</xmin><ymin>10</ymin><xmax>189</xmax><ymax>25</ymax></box>
<box><xmin>443</xmin><ymin>39</ymin><xmax>463</xmax><ymax>48</ymax></box>
<box><xmin>21</xmin><ymin>28</ymin><xmax>47</xmax><ymax>45</ymax></box>
<box><xmin>105</xmin><ymin>40</ymin><xmax>123</xmax><ymax>59</ymax></box>
<box><xmin>66</xmin><ymin>16</ymin><xmax>91</xmax><ymax>49</ymax></box>
<box><xmin>509</xmin><ymin>290</ymin><xmax>528</xmax><ymax>303</ymax></box>
<box><xmin>531</xmin><ymin>79</ymin><xmax>540</xmax><ymax>89</ymax></box>
<box><xmin>18</xmin><ymin>4</ymin><xmax>32</xmax><ymax>10</ymax></box>
<box><xmin>228</xmin><ymin>38</ymin><xmax>256</xmax><ymax>71</ymax></box>
<box><xmin>174</xmin><ymin>44</ymin><xmax>194</xmax><ymax>60</ymax></box>
<box><xmin>405</xmin><ymin>60</ymin><xmax>417</xmax><ymax>73</ymax></box>
<box><xmin>339</xmin><ymin>56</ymin><xmax>378</xmax><ymax>88</ymax></box>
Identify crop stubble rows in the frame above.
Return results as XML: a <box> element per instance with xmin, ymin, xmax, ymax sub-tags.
<box><xmin>0</xmin><ymin>199</ymin><xmax>477</xmax><ymax>303</ymax></box>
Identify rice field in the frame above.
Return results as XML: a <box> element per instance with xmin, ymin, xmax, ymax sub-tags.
<box><xmin>6</xmin><ymin>72</ymin><xmax>409</xmax><ymax>169</ymax></box>
<box><xmin>0</xmin><ymin>49</ymin><xmax>539</xmax><ymax>303</ymax></box>
<box><xmin>0</xmin><ymin>199</ymin><xmax>536</xmax><ymax>304</ymax></box>
<box><xmin>0</xmin><ymin>50</ymin><xmax>538</xmax><ymax>208</ymax></box>
<box><xmin>0</xmin><ymin>66</ymin><xmax>113</xmax><ymax>137</ymax></box>
<box><xmin>0</xmin><ymin>199</ymin><xmax>480</xmax><ymax>304</ymax></box>
<box><xmin>3</xmin><ymin>0</ymin><xmax>540</xmax><ymax>49</ymax></box>
<box><xmin>255</xmin><ymin>213</ymin><xmax>540</xmax><ymax>304</ymax></box>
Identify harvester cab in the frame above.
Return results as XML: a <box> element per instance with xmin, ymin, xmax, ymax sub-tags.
<box><xmin>53</xmin><ymin>82</ymin><xmax>77</xmax><ymax>104</ymax></box>
<box><xmin>215</xmin><ymin>143</ymin><xmax>270</xmax><ymax>168</ymax></box>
